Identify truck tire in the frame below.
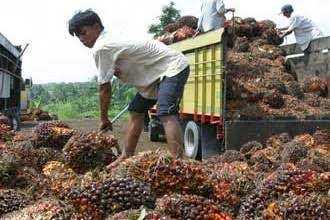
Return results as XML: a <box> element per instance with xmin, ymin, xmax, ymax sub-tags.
<box><xmin>184</xmin><ymin>121</ymin><xmax>200</xmax><ymax>159</ymax></box>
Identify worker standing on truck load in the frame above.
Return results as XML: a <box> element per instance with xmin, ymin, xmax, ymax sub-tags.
<box><xmin>68</xmin><ymin>10</ymin><xmax>189</xmax><ymax>168</ymax></box>
<box><xmin>278</xmin><ymin>4</ymin><xmax>323</xmax><ymax>51</ymax></box>
<box><xmin>196</xmin><ymin>0</ymin><xmax>235</xmax><ymax>34</ymax></box>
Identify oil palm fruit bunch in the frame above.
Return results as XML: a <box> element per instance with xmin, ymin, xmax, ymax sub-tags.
<box><xmin>300</xmin><ymin>148</ymin><xmax>330</xmax><ymax>172</ymax></box>
<box><xmin>63</xmin><ymin>132</ymin><xmax>120</xmax><ymax>173</ymax></box>
<box><xmin>156</xmin><ymin>194</ymin><xmax>232</xmax><ymax>220</ymax></box>
<box><xmin>285</xmin><ymin>81</ymin><xmax>304</xmax><ymax>99</ymax></box>
<box><xmin>251</xmin><ymin>44</ymin><xmax>285</xmax><ymax>60</ymax></box>
<box><xmin>249</xmin><ymin>147</ymin><xmax>280</xmax><ymax>172</ymax></box>
<box><xmin>176</xmin><ymin>16</ymin><xmax>198</xmax><ymax>29</ymax></box>
<box><xmin>304</xmin><ymin>93</ymin><xmax>321</xmax><ymax>107</ymax></box>
<box><xmin>206</xmin><ymin>150</ymin><xmax>246</xmax><ymax>164</ymax></box>
<box><xmin>313</xmin><ymin>129</ymin><xmax>330</xmax><ymax>145</ymax></box>
<box><xmin>263</xmin><ymin>194</ymin><xmax>329</xmax><ymax>219</ymax></box>
<box><xmin>303</xmin><ymin>77</ymin><xmax>328</xmax><ymax>97</ymax></box>
<box><xmin>240</xmin><ymin>141</ymin><xmax>264</xmax><ymax>159</ymax></box>
<box><xmin>263</xmin><ymin>79</ymin><xmax>287</xmax><ymax>95</ymax></box>
<box><xmin>263</xmin><ymin>90</ymin><xmax>285</xmax><ymax>108</ymax></box>
<box><xmin>277</xmin><ymin>134</ymin><xmax>295</xmax><ymax>148</ymax></box>
<box><xmin>238</xmin><ymin>167</ymin><xmax>323</xmax><ymax>219</ymax></box>
<box><xmin>31</xmin><ymin>121</ymin><xmax>75</xmax><ymax>150</ymax></box>
<box><xmin>42</xmin><ymin>161</ymin><xmax>78</xmax><ymax>195</ymax></box>
<box><xmin>173</xmin><ymin>26</ymin><xmax>196</xmax><ymax>43</ymax></box>
<box><xmin>0</xmin><ymin>124</ymin><xmax>14</xmax><ymax>143</ymax></box>
<box><xmin>206</xmin><ymin>162</ymin><xmax>255</xmax><ymax>216</ymax></box>
<box><xmin>292</xmin><ymin>133</ymin><xmax>315</xmax><ymax>149</ymax></box>
<box><xmin>0</xmin><ymin>159</ymin><xmax>17</xmax><ymax>187</ymax></box>
<box><xmin>232</xmin><ymin>37</ymin><xmax>250</xmax><ymax>52</ymax></box>
<box><xmin>144</xmin><ymin>158</ymin><xmax>209</xmax><ymax>196</ymax></box>
<box><xmin>70</xmin><ymin>212</ymin><xmax>94</xmax><ymax>220</ymax></box>
<box><xmin>280</xmin><ymin>140</ymin><xmax>308</xmax><ymax>163</ymax></box>
<box><xmin>64</xmin><ymin>177</ymin><xmax>156</xmax><ymax>218</ymax></box>
<box><xmin>2</xmin><ymin>198</ymin><xmax>75</xmax><ymax>220</ymax></box>
<box><xmin>0</xmin><ymin>141</ymin><xmax>63</xmax><ymax>171</ymax></box>
<box><xmin>0</xmin><ymin>189</ymin><xmax>27</xmax><ymax>216</ymax></box>
<box><xmin>261</xmin><ymin>28</ymin><xmax>283</xmax><ymax>45</ymax></box>
<box><xmin>120</xmin><ymin>151</ymin><xmax>210</xmax><ymax>196</ymax></box>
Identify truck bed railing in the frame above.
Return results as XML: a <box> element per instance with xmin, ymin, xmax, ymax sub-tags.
<box><xmin>281</xmin><ymin>36</ymin><xmax>330</xmax><ymax>95</ymax></box>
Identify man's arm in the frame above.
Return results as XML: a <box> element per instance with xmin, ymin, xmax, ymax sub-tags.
<box><xmin>277</xmin><ymin>27</ymin><xmax>289</xmax><ymax>31</ymax></box>
<box><xmin>279</xmin><ymin>29</ymin><xmax>293</xmax><ymax>38</ymax></box>
<box><xmin>99</xmin><ymin>82</ymin><xmax>113</xmax><ymax>131</ymax></box>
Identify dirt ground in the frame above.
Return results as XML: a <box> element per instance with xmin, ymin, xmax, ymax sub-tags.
<box><xmin>20</xmin><ymin>119</ymin><xmax>167</xmax><ymax>153</ymax></box>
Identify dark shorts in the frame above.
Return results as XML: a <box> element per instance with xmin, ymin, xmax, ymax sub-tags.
<box><xmin>128</xmin><ymin>66</ymin><xmax>190</xmax><ymax>116</ymax></box>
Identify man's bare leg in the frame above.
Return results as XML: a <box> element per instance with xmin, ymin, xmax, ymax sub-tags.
<box><xmin>159</xmin><ymin>115</ymin><xmax>183</xmax><ymax>159</ymax></box>
<box><xmin>107</xmin><ymin>112</ymin><xmax>145</xmax><ymax>169</ymax></box>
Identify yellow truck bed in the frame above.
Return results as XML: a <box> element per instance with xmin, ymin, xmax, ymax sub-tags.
<box><xmin>170</xmin><ymin>29</ymin><xmax>225</xmax><ymax>122</ymax></box>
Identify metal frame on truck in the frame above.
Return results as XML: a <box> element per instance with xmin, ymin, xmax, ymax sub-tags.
<box><xmin>0</xmin><ymin>33</ymin><xmax>22</xmax><ymax>130</ymax></box>
<box><xmin>149</xmin><ymin>29</ymin><xmax>330</xmax><ymax>160</ymax></box>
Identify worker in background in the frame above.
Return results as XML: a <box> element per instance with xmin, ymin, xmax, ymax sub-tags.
<box><xmin>196</xmin><ymin>0</ymin><xmax>235</xmax><ymax>34</ymax></box>
<box><xmin>68</xmin><ymin>10</ymin><xmax>189</xmax><ymax>168</ymax></box>
<box><xmin>277</xmin><ymin>4</ymin><xmax>323</xmax><ymax>52</ymax></box>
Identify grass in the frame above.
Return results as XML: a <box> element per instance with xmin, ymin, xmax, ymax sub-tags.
<box><xmin>43</xmin><ymin>102</ymin><xmax>129</xmax><ymax>120</ymax></box>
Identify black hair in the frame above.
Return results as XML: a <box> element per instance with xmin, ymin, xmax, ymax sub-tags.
<box><xmin>281</xmin><ymin>4</ymin><xmax>294</xmax><ymax>14</ymax></box>
<box><xmin>68</xmin><ymin>9</ymin><xmax>104</xmax><ymax>36</ymax></box>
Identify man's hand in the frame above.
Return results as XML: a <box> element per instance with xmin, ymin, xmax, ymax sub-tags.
<box><xmin>226</xmin><ymin>8</ymin><xmax>235</xmax><ymax>13</ymax></box>
<box><xmin>99</xmin><ymin>119</ymin><xmax>113</xmax><ymax>133</ymax></box>
<box><xmin>193</xmin><ymin>30</ymin><xmax>200</xmax><ymax>38</ymax></box>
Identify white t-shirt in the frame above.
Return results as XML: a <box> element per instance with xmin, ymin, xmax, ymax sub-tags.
<box><xmin>288</xmin><ymin>14</ymin><xmax>323</xmax><ymax>51</ymax></box>
<box><xmin>92</xmin><ymin>31</ymin><xmax>188</xmax><ymax>99</ymax></box>
<box><xmin>197</xmin><ymin>0</ymin><xmax>226</xmax><ymax>32</ymax></box>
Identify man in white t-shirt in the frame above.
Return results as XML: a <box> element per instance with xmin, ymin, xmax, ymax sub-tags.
<box><xmin>278</xmin><ymin>4</ymin><xmax>323</xmax><ymax>51</ymax></box>
<box><xmin>68</xmin><ymin>10</ymin><xmax>189</xmax><ymax>168</ymax></box>
<box><xmin>196</xmin><ymin>0</ymin><xmax>235</xmax><ymax>34</ymax></box>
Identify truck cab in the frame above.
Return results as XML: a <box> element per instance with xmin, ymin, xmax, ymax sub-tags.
<box><xmin>0</xmin><ymin>33</ymin><xmax>23</xmax><ymax>130</ymax></box>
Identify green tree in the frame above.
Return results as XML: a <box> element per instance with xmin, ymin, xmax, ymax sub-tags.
<box><xmin>31</xmin><ymin>84</ymin><xmax>51</xmax><ymax>104</ymax></box>
<box><xmin>148</xmin><ymin>1</ymin><xmax>181</xmax><ymax>35</ymax></box>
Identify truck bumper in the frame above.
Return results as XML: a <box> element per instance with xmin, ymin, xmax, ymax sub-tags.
<box><xmin>225</xmin><ymin>120</ymin><xmax>330</xmax><ymax>150</ymax></box>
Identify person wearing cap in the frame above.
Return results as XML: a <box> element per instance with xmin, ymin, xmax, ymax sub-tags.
<box><xmin>278</xmin><ymin>4</ymin><xmax>323</xmax><ymax>51</ymax></box>
<box><xmin>196</xmin><ymin>0</ymin><xmax>235</xmax><ymax>34</ymax></box>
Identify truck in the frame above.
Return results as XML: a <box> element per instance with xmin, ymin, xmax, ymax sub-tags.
<box><xmin>149</xmin><ymin>29</ymin><xmax>330</xmax><ymax>159</ymax></box>
<box><xmin>0</xmin><ymin>33</ymin><xmax>24</xmax><ymax>130</ymax></box>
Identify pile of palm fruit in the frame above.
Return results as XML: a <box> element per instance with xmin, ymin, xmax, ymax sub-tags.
<box><xmin>223</xmin><ymin>17</ymin><xmax>330</xmax><ymax>120</ymax></box>
<box><xmin>155</xmin><ymin>16</ymin><xmax>198</xmax><ymax>45</ymax></box>
<box><xmin>158</xmin><ymin>15</ymin><xmax>330</xmax><ymax>120</ymax></box>
<box><xmin>20</xmin><ymin>108</ymin><xmax>58</xmax><ymax>121</ymax></box>
<box><xmin>0</xmin><ymin>118</ymin><xmax>329</xmax><ymax>219</ymax></box>
<box><xmin>0</xmin><ymin>124</ymin><xmax>14</xmax><ymax>143</ymax></box>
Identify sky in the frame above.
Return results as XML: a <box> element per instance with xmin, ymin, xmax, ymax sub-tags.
<box><xmin>1</xmin><ymin>0</ymin><xmax>329</xmax><ymax>84</ymax></box>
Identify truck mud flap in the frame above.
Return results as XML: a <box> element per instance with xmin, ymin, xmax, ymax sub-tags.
<box><xmin>225</xmin><ymin>120</ymin><xmax>330</xmax><ymax>150</ymax></box>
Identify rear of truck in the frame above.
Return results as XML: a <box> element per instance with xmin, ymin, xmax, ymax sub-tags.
<box><xmin>150</xmin><ymin>29</ymin><xmax>226</xmax><ymax>158</ymax></box>
<box><xmin>149</xmin><ymin>29</ymin><xmax>330</xmax><ymax>159</ymax></box>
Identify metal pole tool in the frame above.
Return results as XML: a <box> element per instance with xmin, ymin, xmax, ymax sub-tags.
<box><xmin>98</xmin><ymin>104</ymin><xmax>129</xmax><ymax>135</ymax></box>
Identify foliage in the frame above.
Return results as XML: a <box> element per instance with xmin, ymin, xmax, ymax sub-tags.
<box><xmin>31</xmin><ymin>79</ymin><xmax>136</xmax><ymax>120</ymax></box>
<box><xmin>148</xmin><ymin>1</ymin><xmax>181</xmax><ymax>35</ymax></box>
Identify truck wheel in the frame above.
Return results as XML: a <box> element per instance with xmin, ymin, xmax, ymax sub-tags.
<box><xmin>184</xmin><ymin>121</ymin><xmax>200</xmax><ymax>159</ymax></box>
